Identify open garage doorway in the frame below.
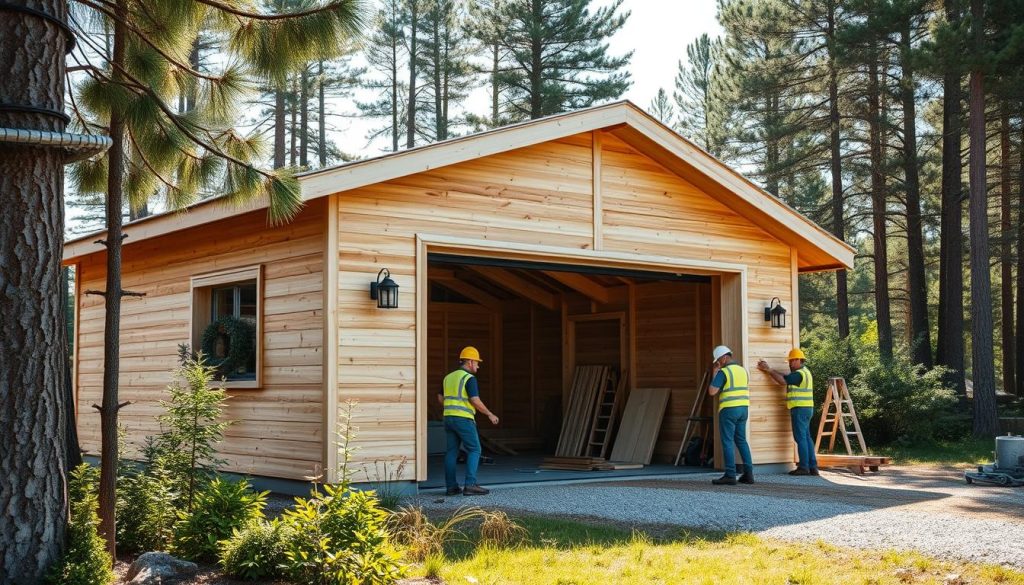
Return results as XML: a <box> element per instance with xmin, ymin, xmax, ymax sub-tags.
<box><xmin>421</xmin><ymin>254</ymin><xmax>720</xmax><ymax>488</ymax></box>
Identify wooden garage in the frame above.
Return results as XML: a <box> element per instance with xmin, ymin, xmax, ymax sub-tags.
<box><xmin>63</xmin><ymin>101</ymin><xmax>854</xmax><ymax>488</ymax></box>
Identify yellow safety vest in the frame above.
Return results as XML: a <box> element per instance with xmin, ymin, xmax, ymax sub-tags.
<box><xmin>786</xmin><ymin>366</ymin><xmax>814</xmax><ymax>409</ymax></box>
<box><xmin>718</xmin><ymin>363</ymin><xmax>750</xmax><ymax>412</ymax></box>
<box><xmin>442</xmin><ymin>369</ymin><xmax>476</xmax><ymax>420</ymax></box>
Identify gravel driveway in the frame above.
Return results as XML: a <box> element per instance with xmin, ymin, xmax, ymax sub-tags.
<box><xmin>412</xmin><ymin>466</ymin><xmax>1024</xmax><ymax>569</ymax></box>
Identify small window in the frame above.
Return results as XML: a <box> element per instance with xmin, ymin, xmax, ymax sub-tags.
<box><xmin>190</xmin><ymin>266</ymin><xmax>263</xmax><ymax>388</ymax></box>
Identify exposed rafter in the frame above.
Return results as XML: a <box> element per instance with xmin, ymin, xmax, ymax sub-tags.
<box><xmin>464</xmin><ymin>265</ymin><xmax>559</xmax><ymax>311</ymax></box>
<box><xmin>542</xmin><ymin>271</ymin><xmax>611</xmax><ymax>305</ymax></box>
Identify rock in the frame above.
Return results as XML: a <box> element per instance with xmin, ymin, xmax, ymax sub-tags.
<box><xmin>126</xmin><ymin>552</ymin><xmax>199</xmax><ymax>584</ymax></box>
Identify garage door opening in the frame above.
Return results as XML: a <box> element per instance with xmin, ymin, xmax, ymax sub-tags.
<box><xmin>422</xmin><ymin>254</ymin><xmax>721</xmax><ymax>488</ymax></box>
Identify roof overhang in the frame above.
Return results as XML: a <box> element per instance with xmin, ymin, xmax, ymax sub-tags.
<box><xmin>63</xmin><ymin>101</ymin><xmax>854</xmax><ymax>272</ymax></box>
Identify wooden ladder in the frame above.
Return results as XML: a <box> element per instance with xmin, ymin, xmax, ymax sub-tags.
<box><xmin>814</xmin><ymin>377</ymin><xmax>868</xmax><ymax>455</ymax></box>
<box><xmin>674</xmin><ymin>368</ymin><xmax>712</xmax><ymax>466</ymax></box>
<box><xmin>586</xmin><ymin>371</ymin><xmax>626</xmax><ymax>459</ymax></box>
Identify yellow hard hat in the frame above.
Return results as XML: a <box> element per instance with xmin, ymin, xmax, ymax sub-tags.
<box><xmin>459</xmin><ymin>346</ymin><xmax>483</xmax><ymax>362</ymax></box>
<box><xmin>787</xmin><ymin>348</ymin><xmax>806</xmax><ymax>360</ymax></box>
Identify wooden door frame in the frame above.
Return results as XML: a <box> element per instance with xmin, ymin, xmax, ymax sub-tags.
<box><xmin>413</xmin><ymin>233</ymin><xmax>748</xmax><ymax>481</ymax></box>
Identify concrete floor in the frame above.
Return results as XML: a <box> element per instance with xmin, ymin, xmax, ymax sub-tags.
<box><xmin>419</xmin><ymin>452</ymin><xmax>708</xmax><ymax>489</ymax></box>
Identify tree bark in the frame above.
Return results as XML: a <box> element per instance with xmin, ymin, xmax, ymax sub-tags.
<box><xmin>899</xmin><ymin>23</ymin><xmax>931</xmax><ymax>367</ymax></box>
<box><xmin>999</xmin><ymin>106</ymin><xmax>1014</xmax><ymax>395</ymax></box>
<box><xmin>407</xmin><ymin>0</ymin><xmax>418</xmax><ymax>148</ymax></box>
<box><xmin>936</xmin><ymin>0</ymin><xmax>966</xmax><ymax>397</ymax></box>
<box><xmin>968</xmin><ymin>0</ymin><xmax>998</xmax><ymax>437</ymax></box>
<box><xmin>827</xmin><ymin>2</ymin><xmax>849</xmax><ymax>339</ymax></box>
<box><xmin>318</xmin><ymin>60</ymin><xmax>327</xmax><ymax>167</ymax></box>
<box><xmin>299</xmin><ymin>66</ymin><xmax>309</xmax><ymax>168</ymax></box>
<box><xmin>869</xmin><ymin>56</ymin><xmax>893</xmax><ymax>363</ymax></box>
<box><xmin>1017</xmin><ymin>114</ymin><xmax>1024</xmax><ymax>397</ymax></box>
<box><xmin>289</xmin><ymin>74</ymin><xmax>297</xmax><ymax>166</ymax></box>
<box><xmin>63</xmin><ymin>267</ymin><xmax>82</xmax><ymax>473</ymax></box>
<box><xmin>97</xmin><ymin>0</ymin><xmax>129</xmax><ymax>560</ymax></box>
<box><xmin>529</xmin><ymin>0</ymin><xmax>543</xmax><ymax>119</ymax></box>
<box><xmin>432</xmin><ymin>8</ymin><xmax>443</xmax><ymax>141</ymax></box>
<box><xmin>274</xmin><ymin>84</ymin><xmax>286</xmax><ymax>168</ymax></box>
<box><xmin>0</xmin><ymin>1</ymin><xmax>70</xmax><ymax>578</ymax></box>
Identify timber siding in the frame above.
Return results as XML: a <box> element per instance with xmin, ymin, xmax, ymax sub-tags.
<box><xmin>74</xmin><ymin>199</ymin><xmax>326</xmax><ymax>480</ymax></box>
<box><xmin>334</xmin><ymin>131</ymin><xmax>799</xmax><ymax>482</ymax></box>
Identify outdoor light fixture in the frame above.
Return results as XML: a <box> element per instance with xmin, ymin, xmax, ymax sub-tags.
<box><xmin>765</xmin><ymin>297</ymin><xmax>786</xmax><ymax>329</ymax></box>
<box><xmin>370</xmin><ymin>268</ymin><xmax>399</xmax><ymax>309</ymax></box>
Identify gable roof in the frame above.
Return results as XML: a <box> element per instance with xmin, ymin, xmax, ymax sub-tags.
<box><xmin>64</xmin><ymin>101</ymin><xmax>854</xmax><ymax>271</ymax></box>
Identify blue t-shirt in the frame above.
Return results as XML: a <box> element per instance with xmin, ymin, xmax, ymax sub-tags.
<box><xmin>783</xmin><ymin>370</ymin><xmax>804</xmax><ymax>386</ymax></box>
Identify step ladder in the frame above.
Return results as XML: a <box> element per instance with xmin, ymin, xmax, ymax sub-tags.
<box><xmin>674</xmin><ymin>368</ymin><xmax>713</xmax><ymax>466</ymax></box>
<box><xmin>814</xmin><ymin>377</ymin><xmax>868</xmax><ymax>455</ymax></box>
<box><xmin>586</xmin><ymin>371</ymin><xmax>626</xmax><ymax>459</ymax></box>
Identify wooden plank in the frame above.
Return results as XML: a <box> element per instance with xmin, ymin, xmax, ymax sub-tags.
<box><xmin>609</xmin><ymin>387</ymin><xmax>671</xmax><ymax>464</ymax></box>
<box><xmin>593</xmin><ymin>130</ymin><xmax>603</xmax><ymax>251</ymax></box>
<box><xmin>542</xmin><ymin>271</ymin><xmax>611</xmax><ymax>305</ymax></box>
<box><xmin>464</xmin><ymin>265</ymin><xmax>559</xmax><ymax>311</ymax></box>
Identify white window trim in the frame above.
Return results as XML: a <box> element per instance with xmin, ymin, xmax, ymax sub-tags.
<box><xmin>190</xmin><ymin>265</ymin><xmax>263</xmax><ymax>389</ymax></box>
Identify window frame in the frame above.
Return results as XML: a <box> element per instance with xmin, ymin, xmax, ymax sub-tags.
<box><xmin>190</xmin><ymin>265</ymin><xmax>263</xmax><ymax>389</ymax></box>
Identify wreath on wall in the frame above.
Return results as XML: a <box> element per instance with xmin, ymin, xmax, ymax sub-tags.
<box><xmin>200</xmin><ymin>316</ymin><xmax>256</xmax><ymax>376</ymax></box>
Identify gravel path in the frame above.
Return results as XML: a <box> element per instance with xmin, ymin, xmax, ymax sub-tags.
<box><xmin>411</xmin><ymin>466</ymin><xmax>1024</xmax><ymax>569</ymax></box>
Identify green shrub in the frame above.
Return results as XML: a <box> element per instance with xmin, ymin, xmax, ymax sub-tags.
<box><xmin>851</xmin><ymin>347</ymin><xmax>959</xmax><ymax>445</ymax></box>
<box><xmin>280</xmin><ymin>483</ymin><xmax>405</xmax><ymax>585</ymax></box>
<box><xmin>172</xmin><ymin>477</ymin><xmax>267</xmax><ymax>562</ymax></box>
<box><xmin>116</xmin><ymin>462</ymin><xmax>178</xmax><ymax>554</ymax></box>
<box><xmin>219</xmin><ymin>520</ymin><xmax>290</xmax><ymax>580</ymax></box>
<box><xmin>45</xmin><ymin>464</ymin><xmax>114</xmax><ymax>585</ymax></box>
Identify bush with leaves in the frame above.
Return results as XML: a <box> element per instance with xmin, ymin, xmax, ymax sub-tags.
<box><xmin>219</xmin><ymin>520</ymin><xmax>291</xmax><ymax>580</ymax></box>
<box><xmin>45</xmin><ymin>464</ymin><xmax>114</xmax><ymax>585</ymax></box>
<box><xmin>115</xmin><ymin>461</ymin><xmax>178</xmax><ymax>554</ymax></box>
<box><xmin>152</xmin><ymin>348</ymin><xmax>232</xmax><ymax>510</ymax></box>
<box><xmin>172</xmin><ymin>477</ymin><xmax>268</xmax><ymax>562</ymax></box>
<box><xmin>280</xmin><ymin>484</ymin><xmax>405</xmax><ymax>585</ymax></box>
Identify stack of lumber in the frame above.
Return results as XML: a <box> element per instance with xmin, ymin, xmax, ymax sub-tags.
<box><xmin>539</xmin><ymin>456</ymin><xmax>644</xmax><ymax>471</ymax></box>
<box><xmin>555</xmin><ymin>366</ymin><xmax>614</xmax><ymax>457</ymax></box>
<box><xmin>609</xmin><ymin>388</ymin><xmax>671</xmax><ymax>465</ymax></box>
<box><xmin>816</xmin><ymin>454</ymin><xmax>892</xmax><ymax>475</ymax></box>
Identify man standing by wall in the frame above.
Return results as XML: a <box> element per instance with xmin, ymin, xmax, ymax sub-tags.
<box><xmin>707</xmin><ymin>345</ymin><xmax>754</xmax><ymax>485</ymax></box>
<box><xmin>758</xmin><ymin>348</ymin><xmax>819</xmax><ymax>476</ymax></box>
<box><xmin>436</xmin><ymin>346</ymin><xmax>500</xmax><ymax>496</ymax></box>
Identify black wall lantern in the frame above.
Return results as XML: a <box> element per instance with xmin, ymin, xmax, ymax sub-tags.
<box><xmin>765</xmin><ymin>297</ymin><xmax>786</xmax><ymax>329</ymax></box>
<box><xmin>370</xmin><ymin>268</ymin><xmax>400</xmax><ymax>309</ymax></box>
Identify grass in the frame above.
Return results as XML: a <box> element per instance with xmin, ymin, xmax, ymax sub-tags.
<box><xmin>875</xmin><ymin>437</ymin><xmax>995</xmax><ymax>467</ymax></box>
<box><xmin>404</xmin><ymin>515</ymin><xmax>1024</xmax><ymax>585</ymax></box>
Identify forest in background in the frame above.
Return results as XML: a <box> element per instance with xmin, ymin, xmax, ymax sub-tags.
<box><xmin>64</xmin><ymin>0</ymin><xmax>1024</xmax><ymax>439</ymax></box>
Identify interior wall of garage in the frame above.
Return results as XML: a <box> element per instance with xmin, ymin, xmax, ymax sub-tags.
<box><xmin>425</xmin><ymin>271</ymin><xmax>712</xmax><ymax>465</ymax></box>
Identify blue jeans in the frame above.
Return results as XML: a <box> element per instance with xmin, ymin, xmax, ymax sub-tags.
<box><xmin>719</xmin><ymin>406</ymin><xmax>752</xmax><ymax>477</ymax></box>
<box><xmin>790</xmin><ymin>407</ymin><xmax>818</xmax><ymax>470</ymax></box>
<box><xmin>444</xmin><ymin>416</ymin><xmax>481</xmax><ymax>489</ymax></box>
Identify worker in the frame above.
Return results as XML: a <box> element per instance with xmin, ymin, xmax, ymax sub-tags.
<box><xmin>757</xmin><ymin>348</ymin><xmax>819</xmax><ymax>476</ymax></box>
<box><xmin>707</xmin><ymin>345</ymin><xmax>754</xmax><ymax>485</ymax></box>
<box><xmin>436</xmin><ymin>346</ymin><xmax>500</xmax><ymax>496</ymax></box>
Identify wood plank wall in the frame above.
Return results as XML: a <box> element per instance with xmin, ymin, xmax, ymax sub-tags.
<box><xmin>74</xmin><ymin>200</ymin><xmax>326</xmax><ymax>480</ymax></box>
<box><xmin>334</xmin><ymin>130</ymin><xmax>799</xmax><ymax>480</ymax></box>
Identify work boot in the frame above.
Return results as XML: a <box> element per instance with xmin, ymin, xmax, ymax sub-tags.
<box><xmin>739</xmin><ymin>469</ymin><xmax>755</xmax><ymax>484</ymax></box>
<box><xmin>711</xmin><ymin>475</ymin><xmax>738</xmax><ymax>486</ymax></box>
<box><xmin>445</xmin><ymin>486</ymin><xmax>462</xmax><ymax>496</ymax></box>
<box><xmin>788</xmin><ymin>467</ymin><xmax>810</xmax><ymax>476</ymax></box>
<box><xmin>809</xmin><ymin>468</ymin><xmax>820</xmax><ymax>476</ymax></box>
<box><xmin>463</xmin><ymin>484</ymin><xmax>490</xmax><ymax>496</ymax></box>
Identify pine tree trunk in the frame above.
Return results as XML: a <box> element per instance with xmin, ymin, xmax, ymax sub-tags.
<box><xmin>432</xmin><ymin>15</ymin><xmax>443</xmax><ymax>141</ymax></box>
<box><xmin>936</xmin><ymin>0</ymin><xmax>966</xmax><ymax>398</ymax></box>
<box><xmin>289</xmin><ymin>75</ymin><xmax>297</xmax><ymax>166</ymax></box>
<box><xmin>1017</xmin><ymin>114</ymin><xmax>1024</xmax><ymax>397</ymax></box>
<box><xmin>318</xmin><ymin>60</ymin><xmax>327</xmax><ymax>167</ymax></box>
<box><xmin>300</xmin><ymin>66</ymin><xmax>309</xmax><ymax>168</ymax></box>
<box><xmin>900</xmin><ymin>25</ymin><xmax>931</xmax><ymax>367</ymax></box>
<box><xmin>529</xmin><ymin>0</ymin><xmax>543</xmax><ymax>119</ymax></box>
<box><xmin>827</xmin><ymin>5</ymin><xmax>849</xmax><ymax>339</ymax></box>
<box><xmin>968</xmin><ymin>0</ymin><xmax>998</xmax><ymax>437</ymax></box>
<box><xmin>63</xmin><ymin>267</ymin><xmax>82</xmax><ymax>473</ymax></box>
<box><xmin>491</xmin><ymin>42</ymin><xmax>499</xmax><ymax>126</ymax></box>
<box><xmin>0</xmin><ymin>0</ymin><xmax>70</xmax><ymax>577</ymax></box>
<box><xmin>274</xmin><ymin>84</ymin><xmax>286</xmax><ymax>168</ymax></box>
<box><xmin>869</xmin><ymin>57</ymin><xmax>893</xmax><ymax>363</ymax></box>
<box><xmin>765</xmin><ymin>95</ymin><xmax>780</xmax><ymax>198</ymax></box>
<box><xmin>999</xmin><ymin>107</ymin><xmax>1014</xmax><ymax>395</ymax></box>
<box><xmin>407</xmin><ymin>0</ymin><xmax>418</xmax><ymax>148</ymax></box>
<box><xmin>391</xmin><ymin>37</ymin><xmax>399</xmax><ymax>152</ymax></box>
<box><xmin>97</xmin><ymin>0</ymin><xmax>128</xmax><ymax>560</ymax></box>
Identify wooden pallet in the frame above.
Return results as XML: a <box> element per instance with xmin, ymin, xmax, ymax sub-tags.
<box><xmin>815</xmin><ymin>454</ymin><xmax>892</xmax><ymax>475</ymax></box>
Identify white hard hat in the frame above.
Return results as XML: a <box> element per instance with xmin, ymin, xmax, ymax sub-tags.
<box><xmin>712</xmin><ymin>345</ymin><xmax>732</xmax><ymax>361</ymax></box>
